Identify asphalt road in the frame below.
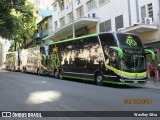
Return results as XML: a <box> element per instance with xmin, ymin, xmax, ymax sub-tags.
<box><xmin>0</xmin><ymin>70</ymin><xmax>160</xmax><ymax>120</ymax></box>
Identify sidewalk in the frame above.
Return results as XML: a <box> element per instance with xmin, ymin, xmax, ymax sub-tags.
<box><xmin>143</xmin><ymin>79</ymin><xmax>160</xmax><ymax>89</ymax></box>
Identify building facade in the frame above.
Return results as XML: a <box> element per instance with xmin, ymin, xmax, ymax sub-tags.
<box><xmin>0</xmin><ymin>38</ymin><xmax>11</xmax><ymax>69</ymax></box>
<box><xmin>34</xmin><ymin>15</ymin><xmax>53</xmax><ymax>46</ymax></box>
<box><xmin>43</xmin><ymin>0</ymin><xmax>160</xmax><ymax>61</ymax></box>
<box><xmin>30</xmin><ymin>0</ymin><xmax>53</xmax><ymax>23</ymax></box>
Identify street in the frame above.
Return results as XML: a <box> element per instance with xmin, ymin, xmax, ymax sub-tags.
<box><xmin>0</xmin><ymin>70</ymin><xmax>160</xmax><ymax>120</ymax></box>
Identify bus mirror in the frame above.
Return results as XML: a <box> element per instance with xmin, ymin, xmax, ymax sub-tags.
<box><xmin>109</xmin><ymin>46</ymin><xmax>123</xmax><ymax>59</ymax></box>
<box><xmin>144</xmin><ymin>49</ymin><xmax>155</xmax><ymax>61</ymax></box>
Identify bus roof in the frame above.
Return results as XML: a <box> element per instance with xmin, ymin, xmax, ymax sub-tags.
<box><xmin>49</xmin><ymin>33</ymin><xmax>98</xmax><ymax>45</ymax></box>
<box><xmin>49</xmin><ymin>32</ymin><xmax>139</xmax><ymax>46</ymax></box>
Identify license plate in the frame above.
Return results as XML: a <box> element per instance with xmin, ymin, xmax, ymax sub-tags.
<box><xmin>134</xmin><ymin>81</ymin><xmax>138</xmax><ymax>83</ymax></box>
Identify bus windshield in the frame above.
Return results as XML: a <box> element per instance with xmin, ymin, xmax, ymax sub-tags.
<box><xmin>120</xmin><ymin>54</ymin><xmax>146</xmax><ymax>72</ymax></box>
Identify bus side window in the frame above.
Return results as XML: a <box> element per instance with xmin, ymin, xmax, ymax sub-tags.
<box><xmin>100</xmin><ymin>33</ymin><xmax>116</xmax><ymax>47</ymax></box>
<box><xmin>109</xmin><ymin>49</ymin><xmax>119</xmax><ymax>68</ymax></box>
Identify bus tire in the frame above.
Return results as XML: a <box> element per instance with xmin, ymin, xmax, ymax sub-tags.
<box><xmin>95</xmin><ymin>73</ymin><xmax>103</xmax><ymax>86</ymax></box>
<box><xmin>37</xmin><ymin>68</ymin><xmax>41</xmax><ymax>75</ymax></box>
<box><xmin>59</xmin><ymin>70</ymin><xmax>63</xmax><ymax>80</ymax></box>
<box><xmin>55</xmin><ymin>70</ymin><xmax>59</xmax><ymax>79</ymax></box>
<box><xmin>24</xmin><ymin>67</ymin><xmax>26</xmax><ymax>73</ymax></box>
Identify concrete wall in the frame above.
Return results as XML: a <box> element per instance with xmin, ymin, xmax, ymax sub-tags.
<box><xmin>139</xmin><ymin>30</ymin><xmax>158</xmax><ymax>43</ymax></box>
<box><xmin>52</xmin><ymin>0</ymin><xmax>159</xmax><ymax>33</ymax></box>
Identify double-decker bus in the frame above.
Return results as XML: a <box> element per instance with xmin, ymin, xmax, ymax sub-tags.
<box><xmin>20</xmin><ymin>46</ymin><xmax>48</xmax><ymax>74</ymax></box>
<box><xmin>47</xmin><ymin>32</ymin><xmax>155</xmax><ymax>85</ymax></box>
<box><xmin>5</xmin><ymin>51</ymin><xmax>20</xmax><ymax>71</ymax></box>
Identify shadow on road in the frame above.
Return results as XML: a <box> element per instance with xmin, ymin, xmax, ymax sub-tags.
<box><xmin>1</xmin><ymin>70</ymin><xmax>143</xmax><ymax>89</ymax></box>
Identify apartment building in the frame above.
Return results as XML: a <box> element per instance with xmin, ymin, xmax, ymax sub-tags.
<box><xmin>34</xmin><ymin>15</ymin><xmax>53</xmax><ymax>46</ymax></box>
<box><xmin>30</xmin><ymin>0</ymin><xmax>53</xmax><ymax>23</ymax></box>
<box><xmin>43</xmin><ymin>0</ymin><xmax>160</xmax><ymax>60</ymax></box>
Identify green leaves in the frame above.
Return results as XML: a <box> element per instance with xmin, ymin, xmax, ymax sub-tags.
<box><xmin>0</xmin><ymin>0</ymin><xmax>36</xmax><ymax>50</ymax></box>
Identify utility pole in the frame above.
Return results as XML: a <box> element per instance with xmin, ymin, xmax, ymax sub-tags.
<box><xmin>69</xmin><ymin>0</ymin><xmax>75</xmax><ymax>38</ymax></box>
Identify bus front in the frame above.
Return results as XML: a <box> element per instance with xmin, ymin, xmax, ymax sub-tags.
<box><xmin>99</xmin><ymin>32</ymin><xmax>155</xmax><ymax>84</ymax></box>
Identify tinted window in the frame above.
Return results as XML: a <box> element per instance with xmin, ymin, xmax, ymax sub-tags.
<box><xmin>99</xmin><ymin>33</ymin><xmax>117</xmax><ymax>47</ymax></box>
<box><xmin>117</xmin><ymin>33</ymin><xmax>143</xmax><ymax>48</ymax></box>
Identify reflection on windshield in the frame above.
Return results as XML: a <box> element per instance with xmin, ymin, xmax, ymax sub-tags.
<box><xmin>121</xmin><ymin>54</ymin><xmax>146</xmax><ymax>72</ymax></box>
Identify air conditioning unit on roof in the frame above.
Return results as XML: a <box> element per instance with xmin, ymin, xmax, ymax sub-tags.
<box><xmin>144</xmin><ymin>17</ymin><xmax>153</xmax><ymax>24</ymax></box>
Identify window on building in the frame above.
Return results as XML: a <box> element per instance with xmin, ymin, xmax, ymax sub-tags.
<box><xmin>105</xmin><ymin>20</ymin><xmax>111</xmax><ymax>31</ymax></box>
<box><xmin>76</xmin><ymin>6</ymin><xmax>84</xmax><ymax>19</ymax></box>
<box><xmin>141</xmin><ymin>6</ymin><xmax>146</xmax><ymax>23</ymax></box>
<box><xmin>54</xmin><ymin>21</ymin><xmax>58</xmax><ymax>30</ymax></box>
<box><xmin>54</xmin><ymin>4</ymin><xmax>57</xmax><ymax>12</ymax></box>
<box><xmin>87</xmin><ymin>0</ymin><xmax>96</xmax><ymax>12</ymax></box>
<box><xmin>115</xmin><ymin>15</ymin><xmax>123</xmax><ymax>31</ymax></box>
<box><xmin>100</xmin><ymin>22</ymin><xmax>105</xmax><ymax>32</ymax></box>
<box><xmin>60</xmin><ymin>17</ymin><xmax>65</xmax><ymax>27</ymax></box>
<box><xmin>99</xmin><ymin>19</ymin><xmax>111</xmax><ymax>32</ymax></box>
<box><xmin>68</xmin><ymin>13</ymin><xmax>73</xmax><ymax>23</ymax></box>
<box><xmin>98</xmin><ymin>0</ymin><xmax>109</xmax><ymax>6</ymax></box>
<box><xmin>59</xmin><ymin>0</ymin><xmax>64</xmax><ymax>11</ymax></box>
<box><xmin>148</xmin><ymin>3</ymin><xmax>153</xmax><ymax>20</ymax></box>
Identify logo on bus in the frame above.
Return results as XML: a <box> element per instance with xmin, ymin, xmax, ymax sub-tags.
<box><xmin>126</xmin><ymin>35</ymin><xmax>137</xmax><ymax>46</ymax></box>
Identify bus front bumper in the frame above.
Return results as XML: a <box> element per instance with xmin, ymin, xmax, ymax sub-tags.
<box><xmin>119</xmin><ymin>78</ymin><xmax>147</xmax><ymax>84</ymax></box>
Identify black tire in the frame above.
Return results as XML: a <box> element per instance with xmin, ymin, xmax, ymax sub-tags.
<box><xmin>37</xmin><ymin>68</ymin><xmax>41</xmax><ymax>75</ymax></box>
<box><xmin>13</xmin><ymin>66</ymin><xmax>16</xmax><ymax>72</ymax></box>
<box><xmin>52</xmin><ymin>70</ymin><xmax>55</xmax><ymax>78</ymax></box>
<box><xmin>95</xmin><ymin>73</ymin><xmax>103</xmax><ymax>86</ymax></box>
<box><xmin>59</xmin><ymin>70</ymin><xmax>63</xmax><ymax>80</ymax></box>
<box><xmin>55</xmin><ymin>70</ymin><xmax>59</xmax><ymax>79</ymax></box>
<box><xmin>23</xmin><ymin>67</ymin><xmax>26</xmax><ymax>73</ymax></box>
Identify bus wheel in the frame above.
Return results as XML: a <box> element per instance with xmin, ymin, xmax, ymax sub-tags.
<box><xmin>55</xmin><ymin>71</ymin><xmax>59</xmax><ymax>79</ymax></box>
<box><xmin>24</xmin><ymin>67</ymin><xmax>26</xmax><ymax>73</ymax></box>
<box><xmin>37</xmin><ymin>69</ymin><xmax>41</xmax><ymax>75</ymax></box>
<box><xmin>59</xmin><ymin>70</ymin><xmax>63</xmax><ymax>80</ymax></box>
<box><xmin>96</xmin><ymin>73</ymin><xmax>103</xmax><ymax>86</ymax></box>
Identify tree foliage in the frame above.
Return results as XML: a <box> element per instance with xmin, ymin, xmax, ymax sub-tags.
<box><xmin>0</xmin><ymin>0</ymin><xmax>37</xmax><ymax>50</ymax></box>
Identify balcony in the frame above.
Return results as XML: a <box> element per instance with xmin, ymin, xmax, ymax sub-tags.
<box><xmin>44</xmin><ymin>17</ymin><xmax>98</xmax><ymax>41</ymax></box>
<box><xmin>41</xmin><ymin>29</ymin><xmax>49</xmax><ymax>38</ymax></box>
<box><xmin>118</xmin><ymin>24</ymin><xmax>158</xmax><ymax>34</ymax></box>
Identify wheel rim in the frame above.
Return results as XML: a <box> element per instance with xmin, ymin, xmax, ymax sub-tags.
<box><xmin>37</xmin><ymin>69</ymin><xmax>40</xmax><ymax>75</ymax></box>
<box><xmin>59</xmin><ymin>71</ymin><xmax>63</xmax><ymax>79</ymax></box>
<box><xmin>97</xmin><ymin>76</ymin><xmax>103</xmax><ymax>83</ymax></box>
<box><xmin>55</xmin><ymin>71</ymin><xmax>58</xmax><ymax>78</ymax></box>
<box><xmin>96</xmin><ymin>74</ymin><xmax>103</xmax><ymax>85</ymax></box>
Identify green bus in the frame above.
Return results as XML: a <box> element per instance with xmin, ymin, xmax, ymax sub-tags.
<box><xmin>38</xmin><ymin>32</ymin><xmax>156</xmax><ymax>85</ymax></box>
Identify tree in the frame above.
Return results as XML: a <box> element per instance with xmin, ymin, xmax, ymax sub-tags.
<box><xmin>0</xmin><ymin>0</ymin><xmax>36</xmax><ymax>50</ymax></box>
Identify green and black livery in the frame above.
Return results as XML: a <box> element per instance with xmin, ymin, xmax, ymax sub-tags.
<box><xmin>47</xmin><ymin>32</ymin><xmax>155</xmax><ymax>85</ymax></box>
